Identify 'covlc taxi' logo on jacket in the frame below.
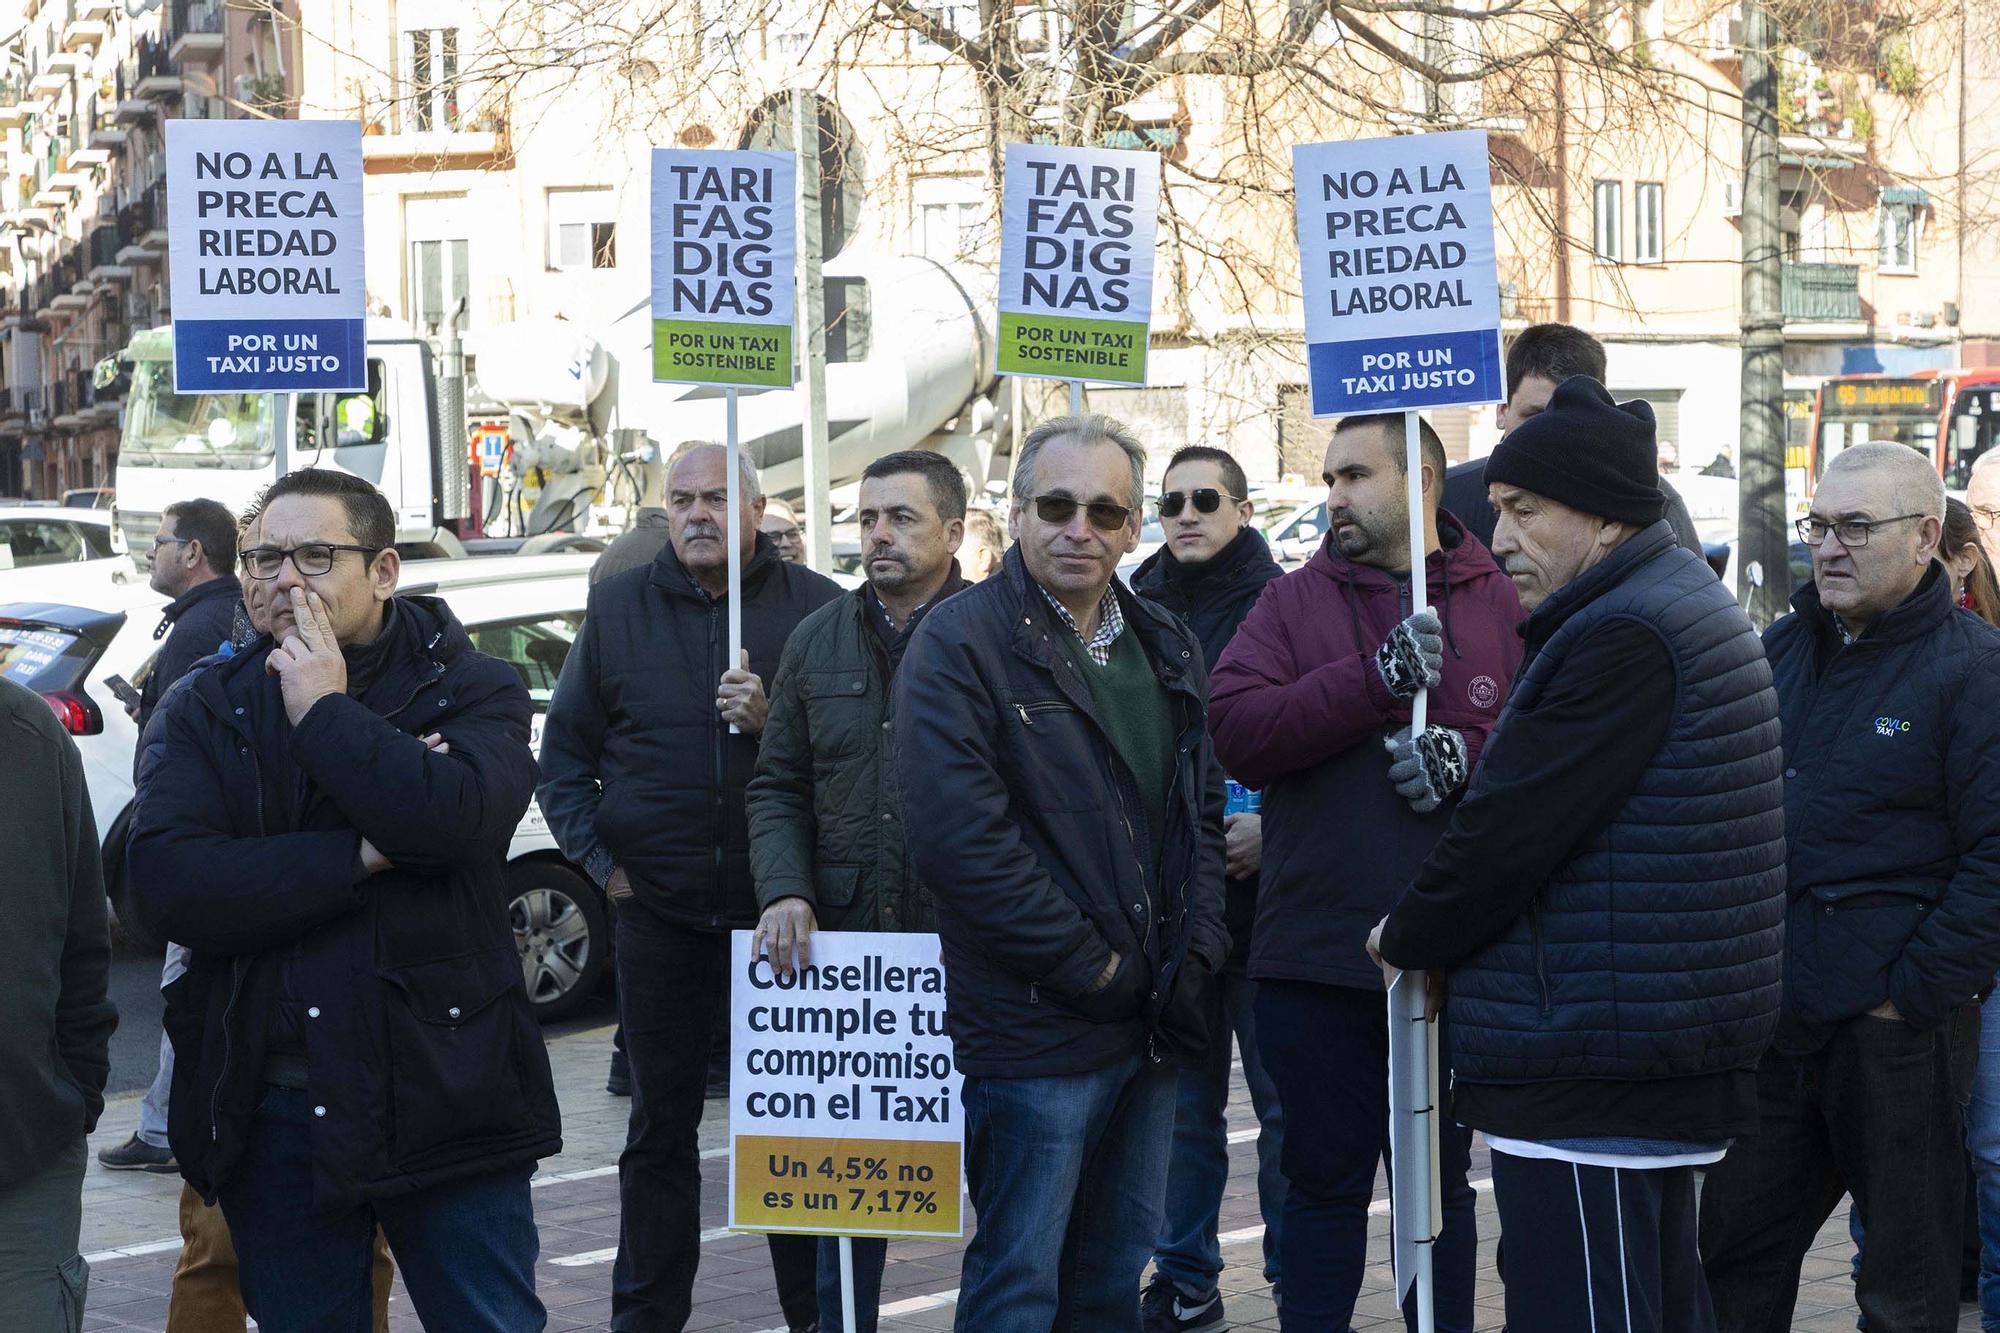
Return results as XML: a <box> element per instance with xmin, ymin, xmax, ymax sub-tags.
<box><xmin>1874</xmin><ymin>716</ymin><xmax>1913</xmax><ymax>737</ymax></box>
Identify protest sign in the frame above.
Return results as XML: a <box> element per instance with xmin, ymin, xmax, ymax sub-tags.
<box><xmin>166</xmin><ymin>119</ymin><xmax>365</xmax><ymax>393</ymax></box>
<box><xmin>650</xmin><ymin>149</ymin><xmax>796</xmax><ymax>388</ymax></box>
<box><xmin>1293</xmin><ymin>130</ymin><xmax>1502</xmax><ymax>416</ymax></box>
<box><xmin>728</xmin><ymin>931</ymin><xmax>963</xmax><ymax>1239</ymax></box>
<box><xmin>997</xmin><ymin>143</ymin><xmax>1158</xmax><ymax>385</ymax></box>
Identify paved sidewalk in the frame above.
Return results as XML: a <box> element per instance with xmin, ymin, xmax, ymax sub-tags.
<box><xmin>78</xmin><ymin>1021</ymin><xmax>1975</xmax><ymax>1331</ymax></box>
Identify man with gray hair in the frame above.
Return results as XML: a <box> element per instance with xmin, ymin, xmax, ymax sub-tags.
<box><xmin>896</xmin><ymin>415</ymin><xmax>1228</xmax><ymax>1330</ymax></box>
<box><xmin>1701</xmin><ymin>441</ymin><xmax>2000</xmax><ymax>1332</ymax></box>
<box><xmin>539</xmin><ymin>442</ymin><xmax>840</xmax><ymax>1331</ymax></box>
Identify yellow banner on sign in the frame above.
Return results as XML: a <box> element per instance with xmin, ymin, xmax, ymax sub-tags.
<box><xmin>732</xmin><ymin>1135</ymin><xmax>962</xmax><ymax>1237</ymax></box>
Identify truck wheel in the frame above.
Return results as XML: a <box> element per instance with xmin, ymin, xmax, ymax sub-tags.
<box><xmin>508</xmin><ymin>861</ymin><xmax>609</xmax><ymax>1023</ymax></box>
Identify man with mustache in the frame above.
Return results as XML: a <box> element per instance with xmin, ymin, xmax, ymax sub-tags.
<box><xmin>539</xmin><ymin>443</ymin><xmax>842</xmax><ymax>1332</ymax></box>
<box><xmin>1209</xmin><ymin>412</ymin><xmax>1523</xmax><ymax>1332</ymax></box>
<box><xmin>747</xmin><ymin>450</ymin><xmax>972</xmax><ymax>1332</ymax></box>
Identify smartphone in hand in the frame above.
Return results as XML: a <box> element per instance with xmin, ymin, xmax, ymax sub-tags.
<box><xmin>103</xmin><ymin>674</ymin><xmax>142</xmax><ymax>710</ymax></box>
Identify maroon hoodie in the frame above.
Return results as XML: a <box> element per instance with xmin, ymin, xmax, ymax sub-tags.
<box><xmin>1210</xmin><ymin>511</ymin><xmax>1526</xmax><ymax>989</ymax></box>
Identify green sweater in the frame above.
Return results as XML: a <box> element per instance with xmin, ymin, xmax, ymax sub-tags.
<box><xmin>1058</xmin><ymin>624</ymin><xmax>1176</xmax><ymax>871</ymax></box>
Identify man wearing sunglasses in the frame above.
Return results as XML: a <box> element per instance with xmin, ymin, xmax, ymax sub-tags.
<box><xmin>129</xmin><ymin>467</ymin><xmax>559</xmax><ymax>1333</ymax></box>
<box><xmin>1129</xmin><ymin>446</ymin><xmax>1286</xmax><ymax>1331</ymax></box>
<box><xmin>1701</xmin><ymin>441</ymin><xmax>2000</xmax><ymax>1332</ymax></box>
<box><xmin>1210</xmin><ymin>411</ymin><xmax>1523</xmax><ymax>1332</ymax></box>
<box><xmin>896</xmin><ymin>415</ymin><xmax>1228</xmax><ymax>1332</ymax></box>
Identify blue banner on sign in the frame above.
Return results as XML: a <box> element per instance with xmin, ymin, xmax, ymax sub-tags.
<box><xmin>173</xmin><ymin>318</ymin><xmax>367</xmax><ymax>393</ymax></box>
<box><xmin>1306</xmin><ymin>328</ymin><xmax>1502</xmax><ymax>417</ymax></box>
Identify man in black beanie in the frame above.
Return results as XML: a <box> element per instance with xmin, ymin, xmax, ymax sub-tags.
<box><xmin>1366</xmin><ymin>376</ymin><xmax>1789</xmax><ymax>1331</ymax></box>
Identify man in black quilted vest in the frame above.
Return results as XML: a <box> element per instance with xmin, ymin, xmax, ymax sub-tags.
<box><xmin>1368</xmin><ymin>376</ymin><xmax>1788</xmax><ymax>1333</ymax></box>
<box><xmin>1701</xmin><ymin>441</ymin><xmax>2000</xmax><ymax>1333</ymax></box>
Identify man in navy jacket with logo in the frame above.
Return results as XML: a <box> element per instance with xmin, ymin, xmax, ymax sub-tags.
<box><xmin>1701</xmin><ymin>441</ymin><xmax>2000</xmax><ymax>1333</ymax></box>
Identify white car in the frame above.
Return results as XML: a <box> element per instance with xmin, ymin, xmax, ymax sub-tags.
<box><xmin>0</xmin><ymin>505</ymin><xmax>141</xmax><ymax>600</ymax></box>
<box><xmin>0</xmin><ymin>552</ymin><xmax>611</xmax><ymax>1022</ymax></box>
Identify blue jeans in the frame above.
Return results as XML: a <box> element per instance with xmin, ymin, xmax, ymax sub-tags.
<box><xmin>818</xmin><ymin>1235</ymin><xmax>886</xmax><ymax>1333</ymax></box>
<box><xmin>1154</xmin><ymin>968</ymin><xmax>1285</xmax><ymax>1298</ymax></box>
<box><xmin>956</xmin><ymin>1053</ymin><xmax>1177</xmax><ymax>1333</ymax></box>
<box><xmin>1971</xmin><ymin>988</ymin><xmax>2000</xmax><ymax>1331</ymax></box>
<box><xmin>218</xmin><ymin>1087</ymin><xmax>545</xmax><ymax>1333</ymax></box>
<box><xmin>1256</xmin><ymin>981</ymin><xmax>1477</xmax><ymax>1333</ymax></box>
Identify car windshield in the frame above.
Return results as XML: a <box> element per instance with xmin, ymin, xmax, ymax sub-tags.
<box><xmin>119</xmin><ymin>359</ymin><xmax>275</xmax><ymax>469</ymax></box>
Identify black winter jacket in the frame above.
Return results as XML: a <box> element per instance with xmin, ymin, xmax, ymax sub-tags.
<box><xmin>895</xmin><ymin>547</ymin><xmax>1229</xmax><ymax>1078</ymax></box>
<box><xmin>746</xmin><ymin>574</ymin><xmax>968</xmax><ymax>933</ymax></box>
<box><xmin>138</xmin><ymin>575</ymin><xmax>241</xmax><ymax>738</ymax></box>
<box><xmin>1765</xmin><ymin>565</ymin><xmax>2000</xmax><ymax>1050</ymax></box>
<box><xmin>129</xmin><ymin>596</ymin><xmax>558</xmax><ymax>1210</ymax></box>
<box><xmin>538</xmin><ymin>533</ymin><xmax>842</xmax><ymax>927</ymax></box>
<box><xmin>1130</xmin><ymin>527</ymin><xmax>1283</xmax><ymax>968</ymax></box>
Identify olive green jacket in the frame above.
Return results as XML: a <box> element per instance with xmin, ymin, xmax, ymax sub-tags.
<box><xmin>747</xmin><ymin>574</ymin><xmax>967</xmax><ymax>931</ymax></box>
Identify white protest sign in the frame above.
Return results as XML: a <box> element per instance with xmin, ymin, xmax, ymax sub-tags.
<box><xmin>650</xmin><ymin>149</ymin><xmax>796</xmax><ymax>388</ymax></box>
<box><xmin>728</xmin><ymin>931</ymin><xmax>963</xmax><ymax>1238</ymax></box>
<box><xmin>1293</xmin><ymin>130</ymin><xmax>1502</xmax><ymax>416</ymax></box>
<box><xmin>997</xmin><ymin>143</ymin><xmax>1159</xmax><ymax>385</ymax></box>
<box><xmin>166</xmin><ymin>119</ymin><xmax>366</xmax><ymax>393</ymax></box>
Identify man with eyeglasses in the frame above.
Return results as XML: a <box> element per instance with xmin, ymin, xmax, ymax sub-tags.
<box><xmin>1701</xmin><ymin>441</ymin><xmax>2000</xmax><ymax>1333</ymax></box>
<box><xmin>539</xmin><ymin>443</ymin><xmax>840</xmax><ymax>1332</ymax></box>
<box><xmin>1211</xmin><ymin>410</ymin><xmax>1523</xmax><ymax>1332</ymax></box>
<box><xmin>128</xmin><ymin>467</ymin><xmax>560</xmax><ymax>1333</ymax></box>
<box><xmin>1128</xmin><ymin>445</ymin><xmax>1286</xmax><ymax>1331</ymax></box>
<box><xmin>1965</xmin><ymin>450</ymin><xmax>2000</xmax><ymax>572</ymax></box>
<box><xmin>896</xmin><ymin>414</ymin><xmax>1228</xmax><ymax>1331</ymax></box>
<box><xmin>760</xmin><ymin>498</ymin><xmax>808</xmax><ymax>565</ymax></box>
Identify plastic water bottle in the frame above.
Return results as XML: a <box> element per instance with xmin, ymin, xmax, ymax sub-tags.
<box><xmin>1224</xmin><ymin>780</ymin><xmax>1262</xmax><ymax>815</ymax></box>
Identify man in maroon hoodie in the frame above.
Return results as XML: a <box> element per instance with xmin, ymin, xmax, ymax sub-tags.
<box><xmin>1210</xmin><ymin>411</ymin><xmax>1525</xmax><ymax>1332</ymax></box>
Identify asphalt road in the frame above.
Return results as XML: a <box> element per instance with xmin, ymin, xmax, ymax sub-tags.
<box><xmin>103</xmin><ymin>931</ymin><xmax>618</xmax><ymax>1097</ymax></box>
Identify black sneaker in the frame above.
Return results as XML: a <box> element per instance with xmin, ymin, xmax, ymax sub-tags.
<box><xmin>606</xmin><ymin>1048</ymin><xmax>631</xmax><ymax>1097</ymax></box>
<box><xmin>1141</xmin><ymin>1272</ymin><xmax>1225</xmax><ymax>1331</ymax></box>
<box><xmin>97</xmin><ymin>1134</ymin><xmax>177</xmax><ymax>1173</ymax></box>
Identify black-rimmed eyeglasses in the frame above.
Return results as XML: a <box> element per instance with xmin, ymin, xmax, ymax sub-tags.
<box><xmin>1794</xmin><ymin>514</ymin><xmax>1925</xmax><ymax>548</ymax></box>
<box><xmin>239</xmin><ymin>543</ymin><xmax>383</xmax><ymax>579</ymax></box>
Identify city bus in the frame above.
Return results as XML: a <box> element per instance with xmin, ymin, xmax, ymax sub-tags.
<box><xmin>1803</xmin><ymin>369</ymin><xmax>2000</xmax><ymax>505</ymax></box>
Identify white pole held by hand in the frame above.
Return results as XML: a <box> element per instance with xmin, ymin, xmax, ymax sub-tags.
<box><xmin>1388</xmin><ymin>407</ymin><xmax>1440</xmax><ymax>1333</ymax></box>
<box><xmin>1069</xmin><ymin>378</ymin><xmax>1083</xmax><ymax>417</ymax></box>
<box><xmin>725</xmin><ymin>387</ymin><xmax>744</xmax><ymax>735</ymax></box>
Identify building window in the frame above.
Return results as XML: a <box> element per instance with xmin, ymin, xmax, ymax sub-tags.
<box><xmin>547</xmin><ymin>189</ymin><xmax>617</xmax><ymax>271</ymax></box>
<box><xmin>912</xmin><ymin>175</ymin><xmax>987</xmax><ymax>264</ymax></box>
<box><xmin>405</xmin><ymin>28</ymin><xmax>459</xmax><ymax>132</ymax></box>
<box><xmin>1634</xmin><ymin>182</ymin><xmax>1663</xmax><ymax>263</ymax></box>
<box><xmin>1593</xmin><ymin>180</ymin><xmax>1622</xmax><ymax>263</ymax></box>
<box><xmin>411</xmin><ymin>238</ymin><xmax>469</xmax><ymax>333</ymax></box>
<box><xmin>1879</xmin><ymin>201</ymin><xmax>1918</xmax><ymax>273</ymax></box>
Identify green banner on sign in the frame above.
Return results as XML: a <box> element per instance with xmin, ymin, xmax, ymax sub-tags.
<box><xmin>996</xmin><ymin>312</ymin><xmax>1147</xmax><ymax>383</ymax></box>
<box><xmin>652</xmin><ymin>319</ymin><xmax>793</xmax><ymax>388</ymax></box>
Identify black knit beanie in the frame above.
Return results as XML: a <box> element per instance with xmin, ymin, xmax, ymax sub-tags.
<box><xmin>1485</xmin><ymin>375</ymin><xmax>1665</xmax><ymax>526</ymax></box>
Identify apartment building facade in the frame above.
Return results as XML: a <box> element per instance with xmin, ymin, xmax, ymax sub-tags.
<box><xmin>0</xmin><ymin>0</ymin><xmax>1992</xmax><ymax>502</ymax></box>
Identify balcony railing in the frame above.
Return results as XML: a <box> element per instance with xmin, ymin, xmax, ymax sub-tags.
<box><xmin>171</xmin><ymin>0</ymin><xmax>222</xmax><ymax>36</ymax></box>
<box><xmin>1782</xmin><ymin>262</ymin><xmax>1864</xmax><ymax>323</ymax></box>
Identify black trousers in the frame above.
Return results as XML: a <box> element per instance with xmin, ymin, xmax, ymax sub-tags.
<box><xmin>1698</xmin><ymin>1006</ymin><xmax>1979</xmax><ymax>1333</ymax></box>
<box><xmin>610</xmin><ymin>904</ymin><xmax>817</xmax><ymax>1331</ymax></box>
<box><xmin>1492</xmin><ymin>1151</ymin><xmax>1713</xmax><ymax>1333</ymax></box>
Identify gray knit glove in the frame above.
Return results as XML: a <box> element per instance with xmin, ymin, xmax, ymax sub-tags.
<box><xmin>1374</xmin><ymin>609</ymin><xmax>1444</xmax><ymax>699</ymax></box>
<box><xmin>1383</xmin><ymin>724</ymin><xmax>1469</xmax><ymax>814</ymax></box>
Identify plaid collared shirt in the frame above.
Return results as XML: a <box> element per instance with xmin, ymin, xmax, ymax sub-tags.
<box><xmin>1041</xmin><ymin>585</ymin><xmax>1124</xmax><ymax>667</ymax></box>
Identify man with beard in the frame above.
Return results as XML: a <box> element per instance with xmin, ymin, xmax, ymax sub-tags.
<box><xmin>1209</xmin><ymin>413</ymin><xmax>1524</xmax><ymax>1332</ymax></box>
<box><xmin>747</xmin><ymin>450</ymin><xmax>972</xmax><ymax>1332</ymax></box>
<box><xmin>1129</xmin><ymin>445</ymin><xmax>1287</xmax><ymax>1331</ymax></box>
<box><xmin>539</xmin><ymin>443</ymin><xmax>841</xmax><ymax>1332</ymax></box>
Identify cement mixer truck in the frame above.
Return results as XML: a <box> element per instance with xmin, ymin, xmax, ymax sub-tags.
<box><xmin>110</xmin><ymin>252</ymin><xmax>1002</xmax><ymax>566</ymax></box>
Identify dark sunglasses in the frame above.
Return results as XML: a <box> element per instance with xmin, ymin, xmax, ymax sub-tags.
<box><xmin>1032</xmin><ymin>494</ymin><xmax>1131</xmax><ymax>532</ymax></box>
<box><xmin>1157</xmin><ymin>488</ymin><xmax>1240</xmax><ymax>518</ymax></box>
